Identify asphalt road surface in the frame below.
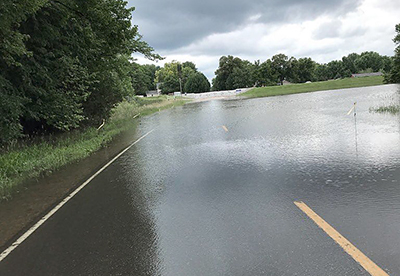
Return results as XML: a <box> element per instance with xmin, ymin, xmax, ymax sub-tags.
<box><xmin>1</xmin><ymin>85</ymin><xmax>400</xmax><ymax>275</ymax></box>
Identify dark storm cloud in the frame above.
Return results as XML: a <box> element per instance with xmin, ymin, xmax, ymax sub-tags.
<box><xmin>128</xmin><ymin>0</ymin><xmax>361</xmax><ymax>51</ymax></box>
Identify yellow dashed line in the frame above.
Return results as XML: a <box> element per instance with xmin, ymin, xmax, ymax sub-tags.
<box><xmin>222</xmin><ymin>125</ymin><xmax>228</xmax><ymax>132</ymax></box>
<box><xmin>294</xmin><ymin>201</ymin><xmax>389</xmax><ymax>276</ymax></box>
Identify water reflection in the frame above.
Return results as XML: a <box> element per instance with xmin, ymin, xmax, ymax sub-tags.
<box><xmin>131</xmin><ymin>84</ymin><xmax>400</xmax><ymax>275</ymax></box>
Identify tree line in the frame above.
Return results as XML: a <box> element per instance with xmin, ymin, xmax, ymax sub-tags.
<box><xmin>125</xmin><ymin>45</ymin><xmax>400</xmax><ymax>97</ymax></box>
<box><xmin>212</xmin><ymin>51</ymin><xmax>394</xmax><ymax>91</ymax></box>
<box><xmin>0</xmin><ymin>0</ymin><xmax>160</xmax><ymax>144</ymax></box>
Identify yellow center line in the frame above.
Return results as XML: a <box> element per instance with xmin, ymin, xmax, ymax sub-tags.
<box><xmin>222</xmin><ymin>125</ymin><xmax>229</xmax><ymax>132</ymax></box>
<box><xmin>294</xmin><ymin>201</ymin><xmax>389</xmax><ymax>276</ymax></box>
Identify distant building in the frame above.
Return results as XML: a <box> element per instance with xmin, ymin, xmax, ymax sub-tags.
<box><xmin>351</xmin><ymin>72</ymin><xmax>383</xmax><ymax>78</ymax></box>
<box><xmin>146</xmin><ymin>90</ymin><xmax>159</xmax><ymax>97</ymax></box>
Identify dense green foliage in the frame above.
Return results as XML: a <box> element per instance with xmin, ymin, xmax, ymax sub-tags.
<box><xmin>242</xmin><ymin>76</ymin><xmax>384</xmax><ymax>98</ymax></box>
<box><xmin>130</xmin><ymin>63</ymin><xmax>160</xmax><ymax>95</ymax></box>
<box><xmin>0</xmin><ymin>0</ymin><xmax>160</xmax><ymax>144</ymax></box>
<box><xmin>155</xmin><ymin>61</ymin><xmax>209</xmax><ymax>93</ymax></box>
<box><xmin>212</xmin><ymin>52</ymin><xmax>392</xmax><ymax>90</ymax></box>
<box><xmin>385</xmin><ymin>23</ymin><xmax>400</xmax><ymax>83</ymax></box>
<box><xmin>212</xmin><ymin>56</ymin><xmax>253</xmax><ymax>90</ymax></box>
<box><xmin>184</xmin><ymin>72</ymin><xmax>211</xmax><ymax>93</ymax></box>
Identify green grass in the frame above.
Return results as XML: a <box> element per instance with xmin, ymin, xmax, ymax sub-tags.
<box><xmin>370</xmin><ymin>105</ymin><xmax>400</xmax><ymax>114</ymax></box>
<box><xmin>242</xmin><ymin>76</ymin><xmax>384</xmax><ymax>98</ymax></box>
<box><xmin>0</xmin><ymin>96</ymin><xmax>188</xmax><ymax>201</ymax></box>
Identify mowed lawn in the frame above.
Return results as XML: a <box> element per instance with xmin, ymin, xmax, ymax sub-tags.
<box><xmin>242</xmin><ymin>76</ymin><xmax>384</xmax><ymax>98</ymax></box>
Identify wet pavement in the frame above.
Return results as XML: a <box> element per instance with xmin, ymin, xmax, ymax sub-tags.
<box><xmin>1</xmin><ymin>84</ymin><xmax>400</xmax><ymax>275</ymax></box>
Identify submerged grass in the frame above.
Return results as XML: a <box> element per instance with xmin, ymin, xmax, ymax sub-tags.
<box><xmin>370</xmin><ymin>105</ymin><xmax>400</xmax><ymax>114</ymax></box>
<box><xmin>0</xmin><ymin>96</ymin><xmax>188</xmax><ymax>201</ymax></box>
<box><xmin>242</xmin><ymin>76</ymin><xmax>384</xmax><ymax>98</ymax></box>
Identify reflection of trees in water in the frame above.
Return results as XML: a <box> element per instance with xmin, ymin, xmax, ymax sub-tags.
<box><xmin>58</xmin><ymin>159</ymin><xmax>163</xmax><ymax>275</ymax></box>
<box><xmin>117</xmin><ymin>160</ymin><xmax>162</xmax><ymax>276</ymax></box>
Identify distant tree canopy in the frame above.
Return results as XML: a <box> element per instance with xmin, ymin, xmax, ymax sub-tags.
<box><xmin>0</xmin><ymin>0</ymin><xmax>161</xmax><ymax>144</ymax></box>
<box><xmin>184</xmin><ymin>73</ymin><xmax>210</xmax><ymax>93</ymax></box>
<box><xmin>385</xmin><ymin>23</ymin><xmax>400</xmax><ymax>83</ymax></box>
<box><xmin>155</xmin><ymin>61</ymin><xmax>209</xmax><ymax>94</ymax></box>
<box><xmin>212</xmin><ymin>51</ymin><xmax>393</xmax><ymax>90</ymax></box>
<box><xmin>130</xmin><ymin>63</ymin><xmax>160</xmax><ymax>95</ymax></box>
<box><xmin>212</xmin><ymin>56</ymin><xmax>254</xmax><ymax>90</ymax></box>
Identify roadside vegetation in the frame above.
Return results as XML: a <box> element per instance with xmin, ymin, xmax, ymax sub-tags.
<box><xmin>370</xmin><ymin>105</ymin><xmax>400</xmax><ymax>114</ymax></box>
<box><xmin>0</xmin><ymin>96</ymin><xmax>188</xmax><ymax>201</ymax></box>
<box><xmin>242</xmin><ymin>76</ymin><xmax>384</xmax><ymax>98</ymax></box>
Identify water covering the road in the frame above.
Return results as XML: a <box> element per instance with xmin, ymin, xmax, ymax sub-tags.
<box><xmin>2</xmin><ymin>84</ymin><xmax>400</xmax><ymax>275</ymax></box>
<box><xmin>122</xmin><ymin>84</ymin><xmax>400</xmax><ymax>275</ymax></box>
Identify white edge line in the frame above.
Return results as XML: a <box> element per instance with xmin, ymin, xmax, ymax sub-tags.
<box><xmin>0</xmin><ymin>129</ymin><xmax>155</xmax><ymax>262</ymax></box>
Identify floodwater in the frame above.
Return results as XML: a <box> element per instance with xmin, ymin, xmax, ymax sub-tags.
<box><xmin>1</xmin><ymin>84</ymin><xmax>400</xmax><ymax>275</ymax></box>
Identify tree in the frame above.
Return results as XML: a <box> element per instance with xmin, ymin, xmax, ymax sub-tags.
<box><xmin>326</xmin><ymin>60</ymin><xmax>348</xmax><ymax>79</ymax></box>
<box><xmin>155</xmin><ymin>61</ymin><xmax>198</xmax><ymax>93</ymax></box>
<box><xmin>0</xmin><ymin>0</ymin><xmax>48</xmax><ymax>141</ymax></box>
<box><xmin>142</xmin><ymin>64</ymin><xmax>160</xmax><ymax>91</ymax></box>
<box><xmin>257</xmin><ymin>59</ymin><xmax>278</xmax><ymax>86</ymax></box>
<box><xmin>182</xmin><ymin>61</ymin><xmax>197</xmax><ymax>71</ymax></box>
<box><xmin>0</xmin><ymin>0</ymin><xmax>161</xmax><ymax>143</ymax></box>
<box><xmin>296</xmin><ymin>58</ymin><xmax>316</xmax><ymax>83</ymax></box>
<box><xmin>130</xmin><ymin>63</ymin><xmax>150</xmax><ymax>95</ymax></box>
<box><xmin>271</xmin><ymin>54</ymin><xmax>289</xmax><ymax>85</ymax></box>
<box><xmin>313</xmin><ymin>64</ymin><xmax>330</xmax><ymax>81</ymax></box>
<box><xmin>342</xmin><ymin>53</ymin><xmax>360</xmax><ymax>74</ymax></box>
<box><xmin>0</xmin><ymin>0</ymin><xmax>47</xmax><ymax>66</ymax></box>
<box><xmin>212</xmin><ymin>56</ymin><xmax>255</xmax><ymax>90</ymax></box>
<box><xmin>355</xmin><ymin>51</ymin><xmax>383</xmax><ymax>72</ymax></box>
<box><xmin>160</xmin><ymin>73</ymin><xmax>180</xmax><ymax>94</ymax></box>
<box><xmin>184</xmin><ymin>73</ymin><xmax>210</xmax><ymax>93</ymax></box>
<box><xmin>381</xmin><ymin>56</ymin><xmax>393</xmax><ymax>73</ymax></box>
<box><xmin>385</xmin><ymin>23</ymin><xmax>400</xmax><ymax>83</ymax></box>
<box><xmin>213</xmin><ymin>56</ymin><xmax>240</xmax><ymax>90</ymax></box>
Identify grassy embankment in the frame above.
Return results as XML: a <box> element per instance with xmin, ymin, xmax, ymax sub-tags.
<box><xmin>0</xmin><ymin>96</ymin><xmax>188</xmax><ymax>201</ymax></box>
<box><xmin>242</xmin><ymin>76</ymin><xmax>384</xmax><ymax>98</ymax></box>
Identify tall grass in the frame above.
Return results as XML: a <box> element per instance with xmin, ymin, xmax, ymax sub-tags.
<box><xmin>242</xmin><ymin>76</ymin><xmax>384</xmax><ymax>98</ymax></box>
<box><xmin>0</xmin><ymin>96</ymin><xmax>188</xmax><ymax>201</ymax></box>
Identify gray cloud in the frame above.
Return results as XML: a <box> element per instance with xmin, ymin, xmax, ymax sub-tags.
<box><xmin>313</xmin><ymin>20</ymin><xmax>342</xmax><ymax>39</ymax></box>
<box><xmin>131</xmin><ymin>0</ymin><xmax>398</xmax><ymax>80</ymax></box>
<box><xmin>129</xmin><ymin>0</ymin><xmax>362</xmax><ymax>51</ymax></box>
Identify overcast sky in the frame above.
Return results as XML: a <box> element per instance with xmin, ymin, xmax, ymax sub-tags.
<box><xmin>128</xmin><ymin>0</ymin><xmax>399</xmax><ymax>80</ymax></box>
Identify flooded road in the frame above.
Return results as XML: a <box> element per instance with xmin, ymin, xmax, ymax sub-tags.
<box><xmin>1</xmin><ymin>84</ymin><xmax>400</xmax><ymax>275</ymax></box>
